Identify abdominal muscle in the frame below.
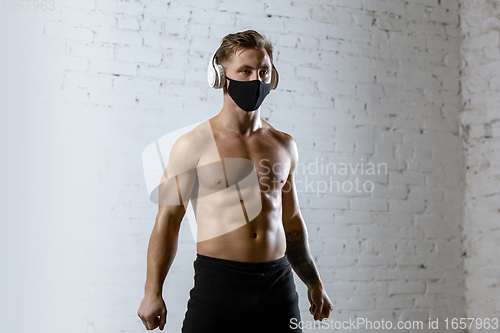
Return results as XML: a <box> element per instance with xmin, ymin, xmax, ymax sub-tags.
<box><xmin>194</xmin><ymin>190</ymin><xmax>287</xmax><ymax>263</ymax></box>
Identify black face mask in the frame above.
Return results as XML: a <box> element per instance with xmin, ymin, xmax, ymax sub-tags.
<box><xmin>226</xmin><ymin>77</ymin><xmax>271</xmax><ymax>112</ymax></box>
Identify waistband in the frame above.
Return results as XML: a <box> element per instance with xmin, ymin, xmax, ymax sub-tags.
<box><xmin>195</xmin><ymin>253</ymin><xmax>289</xmax><ymax>271</ymax></box>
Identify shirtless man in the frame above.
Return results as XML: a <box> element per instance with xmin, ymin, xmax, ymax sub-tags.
<box><xmin>137</xmin><ymin>30</ymin><xmax>333</xmax><ymax>332</ymax></box>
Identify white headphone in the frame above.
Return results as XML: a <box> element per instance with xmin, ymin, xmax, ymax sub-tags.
<box><xmin>207</xmin><ymin>49</ymin><xmax>279</xmax><ymax>90</ymax></box>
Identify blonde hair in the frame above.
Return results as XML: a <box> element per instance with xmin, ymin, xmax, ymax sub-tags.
<box><xmin>215</xmin><ymin>30</ymin><xmax>273</xmax><ymax>69</ymax></box>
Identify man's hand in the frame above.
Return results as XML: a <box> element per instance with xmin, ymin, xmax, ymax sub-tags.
<box><xmin>138</xmin><ymin>294</ymin><xmax>167</xmax><ymax>331</ymax></box>
<box><xmin>307</xmin><ymin>285</ymin><xmax>333</xmax><ymax>321</ymax></box>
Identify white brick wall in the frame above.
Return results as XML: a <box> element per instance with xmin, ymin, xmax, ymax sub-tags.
<box><xmin>460</xmin><ymin>0</ymin><xmax>500</xmax><ymax>329</ymax></box>
<box><xmin>5</xmin><ymin>0</ymin><xmax>496</xmax><ymax>332</ymax></box>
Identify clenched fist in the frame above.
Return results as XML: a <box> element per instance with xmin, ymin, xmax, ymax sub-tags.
<box><xmin>138</xmin><ymin>294</ymin><xmax>167</xmax><ymax>331</ymax></box>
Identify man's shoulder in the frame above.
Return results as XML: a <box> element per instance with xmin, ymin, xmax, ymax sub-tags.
<box><xmin>263</xmin><ymin>119</ymin><xmax>297</xmax><ymax>149</ymax></box>
<box><xmin>173</xmin><ymin>120</ymin><xmax>212</xmax><ymax>150</ymax></box>
<box><xmin>168</xmin><ymin>120</ymin><xmax>213</xmax><ymax>171</ymax></box>
<box><xmin>262</xmin><ymin>120</ymin><xmax>299</xmax><ymax>168</ymax></box>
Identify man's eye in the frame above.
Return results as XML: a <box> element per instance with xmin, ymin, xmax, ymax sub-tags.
<box><xmin>260</xmin><ymin>70</ymin><xmax>269</xmax><ymax>75</ymax></box>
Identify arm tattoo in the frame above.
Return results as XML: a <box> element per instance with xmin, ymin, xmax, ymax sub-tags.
<box><xmin>285</xmin><ymin>227</ymin><xmax>320</xmax><ymax>287</ymax></box>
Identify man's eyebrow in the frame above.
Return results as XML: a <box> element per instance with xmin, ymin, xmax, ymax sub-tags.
<box><xmin>238</xmin><ymin>64</ymin><xmax>271</xmax><ymax>69</ymax></box>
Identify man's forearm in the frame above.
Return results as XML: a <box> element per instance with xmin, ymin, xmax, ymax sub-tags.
<box><xmin>144</xmin><ymin>221</ymin><xmax>180</xmax><ymax>296</ymax></box>
<box><xmin>285</xmin><ymin>218</ymin><xmax>323</xmax><ymax>289</ymax></box>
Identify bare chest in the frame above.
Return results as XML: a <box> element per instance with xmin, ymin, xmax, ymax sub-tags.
<box><xmin>196</xmin><ymin>133</ymin><xmax>291</xmax><ymax>193</ymax></box>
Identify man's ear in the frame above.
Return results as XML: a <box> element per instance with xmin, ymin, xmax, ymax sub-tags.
<box><xmin>219</xmin><ymin>63</ymin><xmax>227</xmax><ymax>90</ymax></box>
<box><xmin>222</xmin><ymin>73</ymin><xmax>229</xmax><ymax>91</ymax></box>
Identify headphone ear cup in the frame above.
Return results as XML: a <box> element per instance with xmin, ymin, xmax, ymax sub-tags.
<box><xmin>215</xmin><ymin>64</ymin><xmax>226</xmax><ymax>89</ymax></box>
<box><xmin>207</xmin><ymin>51</ymin><xmax>217</xmax><ymax>88</ymax></box>
<box><xmin>270</xmin><ymin>66</ymin><xmax>279</xmax><ymax>90</ymax></box>
<box><xmin>208</xmin><ymin>50</ymin><xmax>223</xmax><ymax>88</ymax></box>
<box><xmin>207</xmin><ymin>62</ymin><xmax>216</xmax><ymax>88</ymax></box>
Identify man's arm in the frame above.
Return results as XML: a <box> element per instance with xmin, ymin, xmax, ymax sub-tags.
<box><xmin>281</xmin><ymin>136</ymin><xmax>333</xmax><ymax>321</ymax></box>
<box><xmin>144</xmin><ymin>168</ymin><xmax>197</xmax><ymax>297</ymax></box>
<box><xmin>143</xmin><ymin>187</ymin><xmax>189</xmax><ymax>295</ymax></box>
<box><xmin>138</xmin><ymin>132</ymin><xmax>199</xmax><ymax>331</ymax></box>
<box><xmin>284</xmin><ymin>215</ymin><xmax>321</xmax><ymax>288</ymax></box>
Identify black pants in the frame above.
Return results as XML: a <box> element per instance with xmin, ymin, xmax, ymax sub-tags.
<box><xmin>181</xmin><ymin>253</ymin><xmax>302</xmax><ymax>333</ymax></box>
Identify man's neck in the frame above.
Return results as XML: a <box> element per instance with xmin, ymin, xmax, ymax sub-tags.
<box><xmin>216</xmin><ymin>94</ymin><xmax>263</xmax><ymax>137</ymax></box>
